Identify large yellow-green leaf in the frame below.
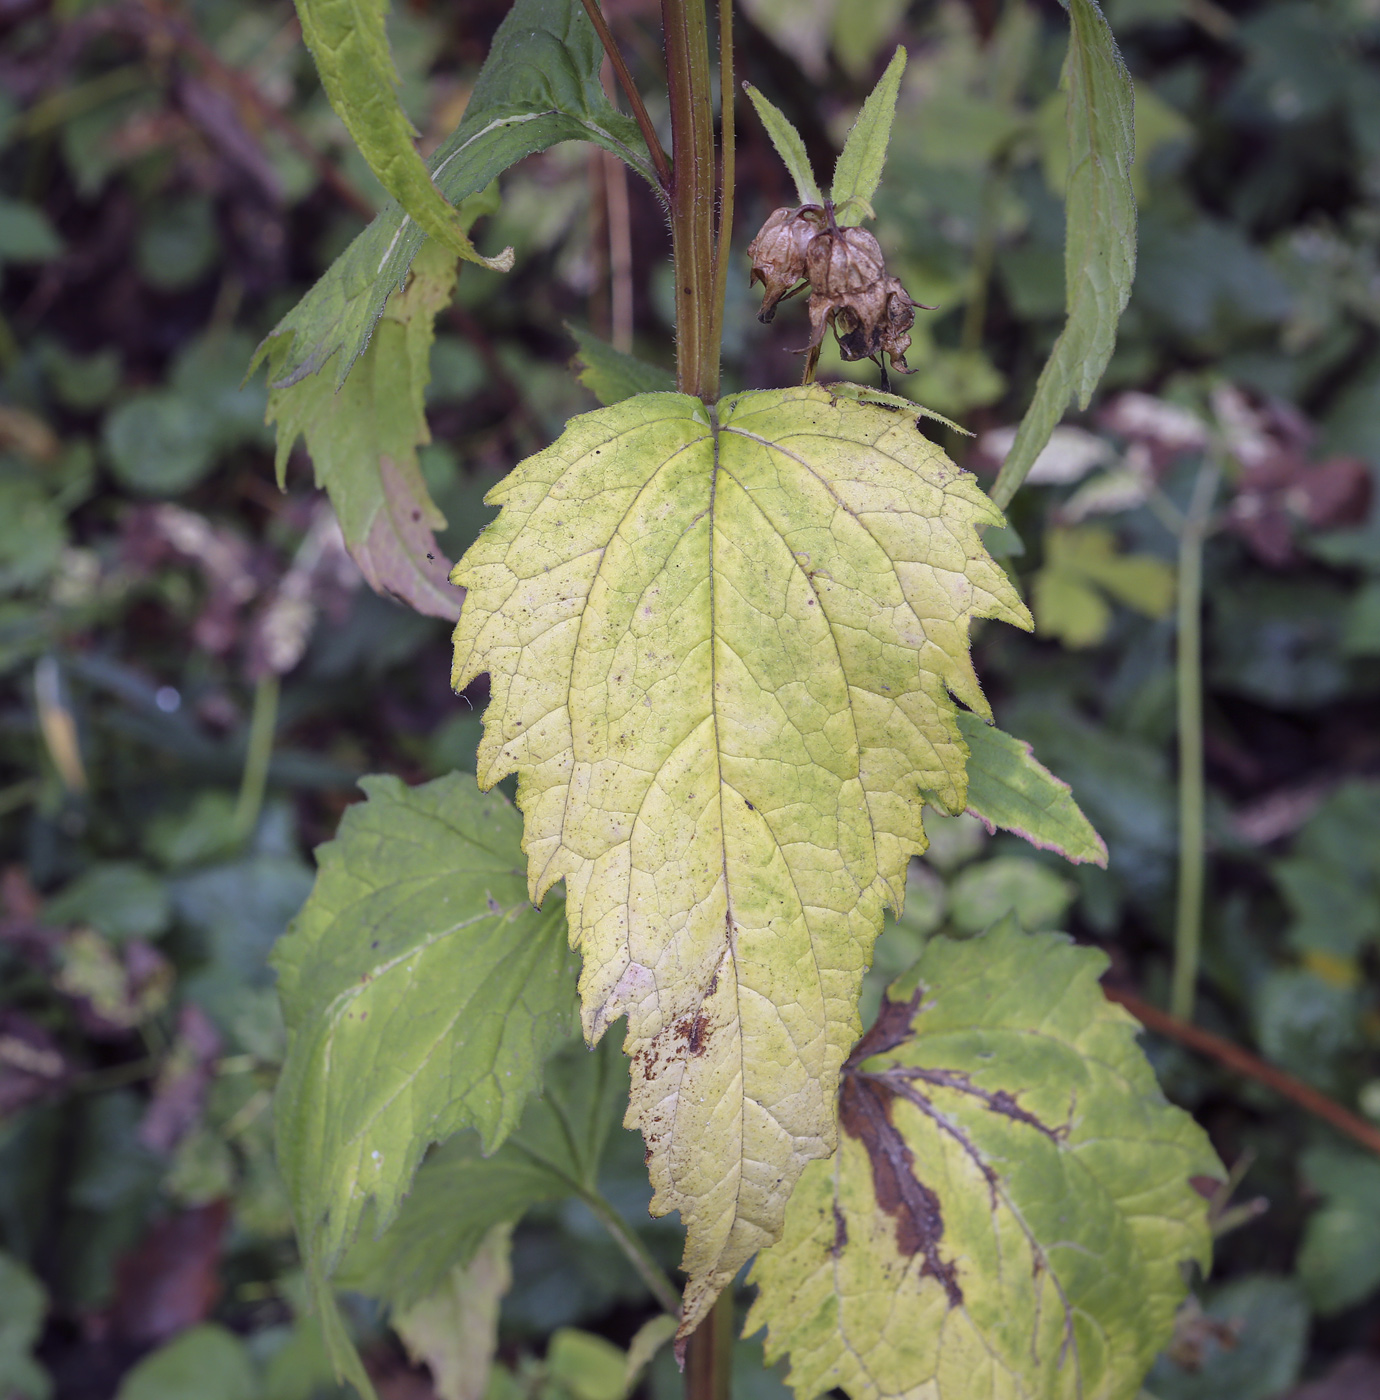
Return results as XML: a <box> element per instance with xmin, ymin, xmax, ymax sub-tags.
<box><xmin>451</xmin><ymin>385</ymin><xmax>1030</xmax><ymax>1334</ymax></box>
<box><xmin>991</xmin><ymin>0</ymin><xmax>1136</xmax><ymax>509</ymax></box>
<box><xmin>748</xmin><ymin>922</ymin><xmax>1221</xmax><ymax>1400</ymax></box>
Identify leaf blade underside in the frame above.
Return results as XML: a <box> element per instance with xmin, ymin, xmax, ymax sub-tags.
<box><xmin>273</xmin><ymin>771</ymin><xmax>578</xmax><ymax>1391</ymax></box>
<box><xmin>450</xmin><ymin>385</ymin><xmax>1030</xmax><ymax>1335</ymax></box>
<box><xmin>747</xmin><ymin>922</ymin><xmax>1220</xmax><ymax>1400</ymax></box>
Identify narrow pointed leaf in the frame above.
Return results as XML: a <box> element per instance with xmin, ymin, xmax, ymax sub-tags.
<box><xmin>265</xmin><ymin>240</ymin><xmax>461</xmax><ymax>618</ymax></box>
<box><xmin>273</xmin><ymin>770</ymin><xmax>578</xmax><ymax>1390</ymax></box>
<box><xmin>958</xmin><ymin>711</ymin><xmax>1107</xmax><ymax>866</ymax></box>
<box><xmin>744</xmin><ymin>85</ymin><xmax>824</xmax><ymax>206</ymax></box>
<box><xmin>293</xmin><ymin>0</ymin><xmax>513</xmax><ymax>273</ymax></box>
<box><xmin>451</xmin><ymin>385</ymin><xmax>1029</xmax><ymax>1334</ymax></box>
<box><xmin>830</xmin><ymin>47</ymin><xmax>907</xmax><ymax>227</ymax></box>
<box><xmin>254</xmin><ymin>0</ymin><xmax>656</xmax><ymax>391</ymax></box>
<box><xmin>748</xmin><ymin>922</ymin><xmax>1220</xmax><ymax>1400</ymax></box>
<box><xmin>991</xmin><ymin>0</ymin><xmax>1135</xmax><ymax>510</ymax></box>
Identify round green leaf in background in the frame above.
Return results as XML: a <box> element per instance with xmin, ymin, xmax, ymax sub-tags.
<box><xmin>103</xmin><ymin>392</ymin><xmax>218</xmax><ymax>496</ymax></box>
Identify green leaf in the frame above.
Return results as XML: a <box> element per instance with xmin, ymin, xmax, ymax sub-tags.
<box><xmin>103</xmin><ymin>393</ymin><xmax>218</xmax><ymax>497</ymax></box>
<box><xmin>44</xmin><ymin>861</ymin><xmax>172</xmax><ymax>942</ymax></box>
<box><xmin>451</xmin><ymin>384</ymin><xmax>1030</xmax><ymax>1334</ymax></box>
<box><xmin>747</xmin><ymin>922</ymin><xmax>1220</xmax><ymax>1400</ymax></box>
<box><xmin>743</xmin><ymin>85</ymin><xmax>824</xmax><ymax>207</ymax></box>
<box><xmin>255</xmin><ymin>0</ymin><xmax>656</xmax><ymax>392</ymax></box>
<box><xmin>392</xmin><ymin>1224</ymin><xmax>512</xmax><ymax>1400</ymax></box>
<box><xmin>114</xmin><ymin>1325</ymin><xmax>256</xmax><ymax>1400</ymax></box>
<box><xmin>273</xmin><ymin>770</ymin><xmax>579</xmax><ymax>1390</ymax></box>
<box><xmin>0</xmin><ymin>1252</ymin><xmax>51</xmax><ymax>1400</ymax></box>
<box><xmin>266</xmin><ymin>239</ymin><xmax>462</xmax><ymax>618</ymax></box>
<box><xmin>990</xmin><ymin>0</ymin><xmax>1136</xmax><ymax>510</ymax></box>
<box><xmin>830</xmin><ymin>47</ymin><xmax>907</xmax><ymax>226</ymax></box>
<box><xmin>0</xmin><ymin>197</ymin><xmax>63</xmax><ymax>264</ymax></box>
<box><xmin>957</xmin><ymin>711</ymin><xmax>1107</xmax><ymax>866</ymax></box>
<box><xmin>293</xmin><ymin>0</ymin><xmax>511</xmax><ymax>274</ymax></box>
<box><xmin>947</xmin><ymin>854</ymin><xmax>1075</xmax><ymax>933</ymax></box>
<box><xmin>567</xmin><ymin>325</ymin><xmax>675</xmax><ymax>406</ymax></box>
<box><xmin>546</xmin><ymin>1330</ymin><xmax>627</xmax><ymax>1400</ymax></box>
<box><xmin>1296</xmin><ymin>1147</ymin><xmax>1380</xmax><ymax>1315</ymax></box>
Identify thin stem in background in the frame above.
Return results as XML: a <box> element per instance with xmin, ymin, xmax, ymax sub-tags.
<box><xmin>662</xmin><ymin>0</ymin><xmax>721</xmax><ymax>400</ymax></box>
<box><xmin>1107</xmin><ymin>984</ymin><xmax>1380</xmax><ymax>1157</ymax></box>
<box><xmin>579</xmin><ymin>0</ymin><xmax>673</xmax><ymax>191</ymax></box>
<box><xmin>710</xmin><ymin>0</ymin><xmax>735</xmax><ymax>355</ymax></box>
<box><xmin>574</xmin><ymin>1185</ymin><xmax>684</xmax><ymax>1319</ymax></box>
<box><xmin>606</xmin><ymin>149</ymin><xmax>635</xmax><ymax>351</ymax></box>
<box><xmin>1169</xmin><ymin>455</ymin><xmax>1220</xmax><ymax>1023</ymax></box>
<box><xmin>684</xmin><ymin>1287</ymin><xmax>734</xmax><ymax>1400</ymax></box>
<box><xmin>233</xmin><ymin>674</ymin><xmax>280</xmax><ymax>844</ymax></box>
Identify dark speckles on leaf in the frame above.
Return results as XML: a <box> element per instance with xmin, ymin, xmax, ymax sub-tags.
<box><xmin>487</xmin><ymin>895</ymin><xmax>501</xmax><ymax>914</ymax></box>
<box><xmin>832</xmin><ymin>1202</ymin><xmax>848</xmax><ymax>1255</ymax></box>
<box><xmin>745</xmin><ymin>799</ymin><xmax>755</xmax><ymax>811</ymax></box>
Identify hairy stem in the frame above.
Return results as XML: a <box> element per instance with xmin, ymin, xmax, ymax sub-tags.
<box><xmin>684</xmin><ymin>1287</ymin><xmax>734</xmax><ymax>1400</ymax></box>
<box><xmin>233</xmin><ymin>674</ymin><xmax>280</xmax><ymax>844</ymax></box>
<box><xmin>711</xmin><ymin>0</ymin><xmax>735</xmax><ymax>352</ymax></box>
<box><xmin>580</xmin><ymin>0</ymin><xmax>673</xmax><ymax>190</ymax></box>
<box><xmin>663</xmin><ymin>0</ymin><xmax>720</xmax><ymax>400</ymax></box>
<box><xmin>1169</xmin><ymin>456</ymin><xmax>1220</xmax><ymax>1023</ymax></box>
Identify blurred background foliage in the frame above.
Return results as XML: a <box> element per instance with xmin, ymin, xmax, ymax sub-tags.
<box><xmin>1</xmin><ymin>0</ymin><xmax>1379</xmax><ymax>1395</ymax></box>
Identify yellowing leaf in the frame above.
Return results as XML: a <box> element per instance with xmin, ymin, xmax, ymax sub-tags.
<box><xmin>294</xmin><ymin>0</ymin><xmax>513</xmax><ymax>272</ymax></box>
<box><xmin>1033</xmin><ymin>525</ymin><xmax>1175</xmax><ymax>647</ymax></box>
<box><xmin>451</xmin><ymin>385</ymin><xmax>1029</xmax><ymax>1334</ymax></box>
<box><xmin>265</xmin><ymin>240</ymin><xmax>461</xmax><ymax>618</ymax></box>
<box><xmin>748</xmin><ymin>922</ymin><xmax>1221</xmax><ymax>1400</ymax></box>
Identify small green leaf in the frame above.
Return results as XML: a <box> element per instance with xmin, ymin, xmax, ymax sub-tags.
<box><xmin>948</xmin><ymin>854</ymin><xmax>1075</xmax><ymax>933</ymax></box>
<box><xmin>103</xmin><ymin>393</ymin><xmax>218</xmax><ymax>497</ymax></box>
<box><xmin>743</xmin><ymin>85</ymin><xmax>824</xmax><ymax>206</ymax></box>
<box><xmin>1297</xmin><ymin>1147</ymin><xmax>1380</xmax><ymax>1315</ymax></box>
<box><xmin>1032</xmin><ymin>524</ymin><xmax>1175</xmax><ymax>648</ymax></box>
<box><xmin>265</xmin><ymin>239</ymin><xmax>461</xmax><ymax>618</ymax></box>
<box><xmin>546</xmin><ymin>1330</ymin><xmax>627</xmax><ymax>1400</ymax></box>
<box><xmin>273</xmin><ymin>771</ymin><xmax>579</xmax><ymax>1391</ymax></box>
<box><xmin>830</xmin><ymin>47</ymin><xmax>907</xmax><ymax>226</ymax></box>
<box><xmin>255</xmin><ymin>0</ymin><xmax>656</xmax><ymax>392</ymax></box>
<box><xmin>44</xmin><ymin>861</ymin><xmax>172</xmax><ymax>942</ymax></box>
<box><xmin>957</xmin><ymin>711</ymin><xmax>1107</xmax><ymax>866</ymax></box>
<box><xmin>0</xmin><ymin>1251</ymin><xmax>51</xmax><ymax>1400</ymax></box>
<box><xmin>114</xmin><ymin>1325</ymin><xmax>256</xmax><ymax>1400</ymax></box>
<box><xmin>748</xmin><ymin>922</ymin><xmax>1220</xmax><ymax>1400</ymax></box>
<box><xmin>293</xmin><ymin>0</ymin><xmax>511</xmax><ymax>273</ymax></box>
<box><xmin>0</xmin><ymin>197</ymin><xmax>63</xmax><ymax>264</ymax></box>
<box><xmin>567</xmin><ymin>324</ymin><xmax>675</xmax><ymax>405</ymax></box>
<box><xmin>991</xmin><ymin>0</ymin><xmax>1136</xmax><ymax>510</ymax></box>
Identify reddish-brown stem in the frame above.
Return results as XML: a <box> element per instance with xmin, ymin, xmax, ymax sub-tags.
<box><xmin>1106</xmin><ymin>984</ymin><xmax>1380</xmax><ymax>1157</ymax></box>
<box><xmin>579</xmin><ymin>0</ymin><xmax>673</xmax><ymax>191</ymax></box>
<box><xmin>710</xmin><ymin>0</ymin><xmax>735</xmax><ymax>348</ymax></box>
<box><xmin>684</xmin><ymin>1287</ymin><xmax>734</xmax><ymax>1400</ymax></box>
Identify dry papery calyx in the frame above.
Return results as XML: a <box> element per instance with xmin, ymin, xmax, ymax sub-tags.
<box><xmin>746</xmin><ymin>201</ymin><xmax>932</xmax><ymax>374</ymax></box>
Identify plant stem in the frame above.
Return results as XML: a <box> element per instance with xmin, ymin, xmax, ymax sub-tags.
<box><xmin>684</xmin><ymin>1288</ymin><xmax>734</xmax><ymax>1400</ymax></box>
<box><xmin>575</xmin><ymin>1185</ymin><xmax>684</xmax><ymax>1318</ymax></box>
<box><xmin>233</xmin><ymin>674</ymin><xmax>280</xmax><ymax>844</ymax></box>
<box><xmin>1169</xmin><ymin>456</ymin><xmax>1219</xmax><ymax>1023</ymax></box>
<box><xmin>579</xmin><ymin>0</ymin><xmax>673</xmax><ymax>191</ymax></box>
<box><xmin>711</xmin><ymin>0</ymin><xmax>736</xmax><ymax>352</ymax></box>
<box><xmin>662</xmin><ymin>0</ymin><xmax>720</xmax><ymax>400</ymax></box>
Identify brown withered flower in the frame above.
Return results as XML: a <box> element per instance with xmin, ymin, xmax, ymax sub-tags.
<box><xmin>748</xmin><ymin>201</ymin><xmax>931</xmax><ymax>382</ymax></box>
<box><xmin>746</xmin><ymin>205</ymin><xmax>823</xmax><ymax>322</ymax></box>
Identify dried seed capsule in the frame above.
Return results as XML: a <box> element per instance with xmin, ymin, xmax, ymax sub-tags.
<box><xmin>747</xmin><ymin>205</ymin><xmax>823</xmax><ymax>322</ymax></box>
<box><xmin>803</xmin><ymin>224</ymin><xmax>886</xmax><ymax>299</ymax></box>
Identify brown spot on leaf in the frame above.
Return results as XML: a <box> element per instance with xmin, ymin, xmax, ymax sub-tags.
<box><xmin>832</xmin><ymin>1202</ymin><xmax>848</xmax><ymax>1255</ymax></box>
